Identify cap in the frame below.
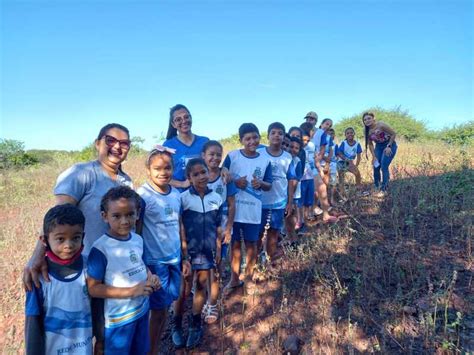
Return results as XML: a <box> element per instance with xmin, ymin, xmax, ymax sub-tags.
<box><xmin>304</xmin><ymin>111</ymin><xmax>318</xmax><ymax>120</ymax></box>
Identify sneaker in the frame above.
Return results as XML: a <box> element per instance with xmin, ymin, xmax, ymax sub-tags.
<box><xmin>186</xmin><ymin>325</ymin><xmax>203</xmax><ymax>349</ymax></box>
<box><xmin>171</xmin><ymin>326</ymin><xmax>185</xmax><ymax>349</ymax></box>
<box><xmin>313</xmin><ymin>206</ymin><xmax>323</xmax><ymax>216</ymax></box>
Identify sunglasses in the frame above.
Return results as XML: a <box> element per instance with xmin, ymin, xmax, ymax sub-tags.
<box><xmin>103</xmin><ymin>135</ymin><xmax>131</xmax><ymax>150</ymax></box>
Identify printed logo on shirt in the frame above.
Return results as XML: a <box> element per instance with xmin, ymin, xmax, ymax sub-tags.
<box><xmin>271</xmin><ymin>162</ymin><xmax>278</xmax><ymax>174</ymax></box>
<box><xmin>208</xmin><ymin>200</ymin><xmax>220</xmax><ymax>209</ymax></box>
<box><xmin>129</xmin><ymin>250</ymin><xmax>139</xmax><ymax>264</ymax></box>
<box><xmin>164</xmin><ymin>205</ymin><xmax>173</xmax><ymax>217</ymax></box>
<box><xmin>216</xmin><ymin>184</ymin><xmax>224</xmax><ymax>195</ymax></box>
<box><xmin>253</xmin><ymin>167</ymin><xmax>262</xmax><ymax>179</ymax></box>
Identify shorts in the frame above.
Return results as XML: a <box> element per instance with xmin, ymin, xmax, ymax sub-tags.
<box><xmin>105</xmin><ymin>312</ymin><xmax>149</xmax><ymax>355</ymax></box>
<box><xmin>148</xmin><ymin>263</ymin><xmax>181</xmax><ymax>310</ymax></box>
<box><xmin>293</xmin><ymin>198</ymin><xmax>303</xmax><ymax>208</ymax></box>
<box><xmin>232</xmin><ymin>222</ymin><xmax>260</xmax><ymax>243</ymax></box>
<box><xmin>191</xmin><ymin>253</ymin><xmax>215</xmax><ymax>270</ymax></box>
<box><xmin>300</xmin><ymin>179</ymin><xmax>315</xmax><ymax>207</ymax></box>
<box><xmin>221</xmin><ymin>243</ymin><xmax>229</xmax><ymax>259</ymax></box>
<box><xmin>260</xmin><ymin>208</ymin><xmax>285</xmax><ymax>232</ymax></box>
<box><xmin>337</xmin><ymin>160</ymin><xmax>349</xmax><ymax>171</ymax></box>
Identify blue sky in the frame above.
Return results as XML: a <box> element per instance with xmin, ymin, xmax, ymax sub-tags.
<box><xmin>1</xmin><ymin>0</ymin><xmax>472</xmax><ymax>150</ymax></box>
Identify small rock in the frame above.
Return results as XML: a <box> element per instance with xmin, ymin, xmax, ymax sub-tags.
<box><xmin>282</xmin><ymin>335</ymin><xmax>302</xmax><ymax>355</ymax></box>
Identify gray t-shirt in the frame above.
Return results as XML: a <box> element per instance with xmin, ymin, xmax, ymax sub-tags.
<box><xmin>54</xmin><ymin>160</ymin><xmax>132</xmax><ymax>256</ymax></box>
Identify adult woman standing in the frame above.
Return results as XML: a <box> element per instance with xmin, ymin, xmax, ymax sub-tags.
<box><xmin>163</xmin><ymin>104</ymin><xmax>209</xmax><ymax>191</ymax></box>
<box><xmin>362</xmin><ymin>112</ymin><xmax>397</xmax><ymax>192</ymax></box>
<box><xmin>23</xmin><ymin>123</ymin><xmax>133</xmax><ymax>354</ymax></box>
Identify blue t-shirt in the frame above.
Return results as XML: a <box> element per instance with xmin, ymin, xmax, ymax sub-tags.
<box><xmin>163</xmin><ymin>135</ymin><xmax>209</xmax><ymax>186</ymax></box>
<box><xmin>54</xmin><ymin>160</ymin><xmax>133</xmax><ymax>256</ymax></box>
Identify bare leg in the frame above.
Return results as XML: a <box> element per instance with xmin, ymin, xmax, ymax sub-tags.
<box><xmin>225</xmin><ymin>241</ymin><xmax>241</xmax><ymax>289</ymax></box>
<box><xmin>266</xmin><ymin>229</ymin><xmax>279</xmax><ymax>260</ymax></box>
<box><xmin>209</xmin><ymin>268</ymin><xmax>219</xmax><ymax>306</ymax></box>
<box><xmin>149</xmin><ymin>309</ymin><xmax>167</xmax><ymax>355</ymax></box>
<box><xmin>244</xmin><ymin>240</ymin><xmax>257</xmax><ymax>281</ymax></box>
<box><xmin>315</xmin><ymin>175</ymin><xmax>333</xmax><ymax>221</ymax></box>
<box><xmin>192</xmin><ymin>270</ymin><xmax>209</xmax><ymax>316</ymax></box>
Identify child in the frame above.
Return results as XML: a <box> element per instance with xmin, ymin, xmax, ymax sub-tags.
<box><xmin>201</xmin><ymin>140</ymin><xmax>237</xmax><ymax>323</ymax></box>
<box><xmin>285</xmin><ymin>136</ymin><xmax>304</xmax><ymax>240</ymax></box>
<box><xmin>87</xmin><ymin>186</ymin><xmax>159</xmax><ymax>355</ymax></box>
<box><xmin>136</xmin><ymin>146</ymin><xmax>190</xmax><ymax>354</ymax></box>
<box><xmin>223</xmin><ymin>123</ymin><xmax>272</xmax><ymax>294</ymax></box>
<box><xmin>327</xmin><ymin>128</ymin><xmax>339</xmax><ymax>206</ymax></box>
<box><xmin>258</xmin><ymin>122</ymin><xmax>298</xmax><ymax>260</ymax></box>
<box><xmin>25</xmin><ymin>204</ymin><xmax>92</xmax><ymax>355</ymax></box>
<box><xmin>176</xmin><ymin>158</ymin><xmax>223</xmax><ymax>349</ymax></box>
<box><xmin>337</xmin><ymin>127</ymin><xmax>363</xmax><ymax>194</ymax></box>
<box><xmin>299</xmin><ymin>122</ymin><xmax>316</xmax><ymax>223</ymax></box>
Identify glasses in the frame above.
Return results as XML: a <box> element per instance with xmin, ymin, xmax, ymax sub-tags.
<box><xmin>103</xmin><ymin>135</ymin><xmax>131</xmax><ymax>150</ymax></box>
<box><xmin>173</xmin><ymin>114</ymin><xmax>191</xmax><ymax>124</ymax></box>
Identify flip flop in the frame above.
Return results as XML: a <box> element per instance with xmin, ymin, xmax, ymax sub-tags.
<box><xmin>223</xmin><ymin>281</ymin><xmax>244</xmax><ymax>295</ymax></box>
<box><xmin>322</xmin><ymin>216</ymin><xmax>339</xmax><ymax>224</ymax></box>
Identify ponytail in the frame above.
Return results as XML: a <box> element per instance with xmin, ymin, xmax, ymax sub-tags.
<box><xmin>362</xmin><ymin>112</ymin><xmax>375</xmax><ymax>159</ymax></box>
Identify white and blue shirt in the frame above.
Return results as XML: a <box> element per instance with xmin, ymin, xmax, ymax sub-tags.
<box><xmin>312</xmin><ymin>128</ymin><xmax>328</xmax><ymax>158</ymax></box>
<box><xmin>137</xmin><ymin>183</ymin><xmax>181</xmax><ymax>266</ymax></box>
<box><xmin>338</xmin><ymin>140</ymin><xmax>362</xmax><ymax>161</ymax></box>
<box><xmin>257</xmin><ymin>147</ymin><xmax>297</xmax><ymax>210</ymax></box>
<box><xmin>54</xmin><ymin>161</ymin><xmax>133</xmax><ymax>256</ymax></box>
<box><xmin>292</xmin><ymin>156</ymin><xmax>303</xmax><ymax>200</ymax></box>
<box><xmin>163</xmin><ymin>135</ymin><xmax>209</xmax><ymax>188</ymax></box>
<box><xmin>87</xmin><ymin>233</ymin><xmax>149</xmax><ymax>329</ymax></box>
<box><xmin>207</xmin><ymin>172</ymin><xmax>237</xmax><ymax>229</ymax></box>
<box><xmin>223</xmin><ymin>149</ymin><xmax>273</xmax><ymax>224</ymax></box>
<box><xmin>321</xmin><ymin>137</ymin><xmax>335</xmax><ymax>167</ymax></box>
<box><xmin>25</xmin><ymin>258</ymin><xmax>92</xmax><ymax>355</ymax></box>
<box><xmin>180</xmin><ymin>187</ymin><xmax>223</xmax><ymax>259</ymax></box>
<box><xmin>302</xmin><ymin>141</ymin><xmax>316</xmax><ymax>180</ymax></box>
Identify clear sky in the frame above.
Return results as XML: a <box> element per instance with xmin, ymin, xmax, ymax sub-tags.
<box><xmin>1</xmin><ymin>0</ymin><xmax>472</xmax><ymax>151</ymax></box>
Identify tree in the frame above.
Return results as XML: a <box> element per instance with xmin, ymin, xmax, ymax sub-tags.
<box><xmin>0</xmin><ymin>139</ymin><xmax>39</xmax><ymax>169</ymax></box>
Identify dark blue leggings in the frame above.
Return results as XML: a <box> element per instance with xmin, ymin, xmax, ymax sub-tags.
<box><xmin>374</xmin><ymin>142</ymin><xmax>397</xmax><ymax>190</ymax></box>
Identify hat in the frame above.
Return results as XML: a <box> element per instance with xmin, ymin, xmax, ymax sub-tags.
<box><xmin>305</xmin><ymin>111</ymin><xmax>318</xmax><ymax>120</ymax></box>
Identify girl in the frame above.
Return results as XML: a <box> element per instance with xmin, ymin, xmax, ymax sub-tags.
<box><xmin>285</xmin><ymin>136</ymin><xmax>304</xmax><ymax>241</ymax></box>
<box><xmin>337</xmin><ymin>127</ymin><xmax>363</xmax><ymax>197</ymax></box>
<box><xmin>176</xmin><ymin>158</ymin><xmax>223</xmax><ymax>349</ymax></box>
<box><xmin>362</xmin><ymin>112</ymin><xmax>397</xmax><ymax>193</ymax></box>
<box><xmin>136</xmin><ymin>146</ymin><xmax>191</xmax><ymax>354</ymax></box>
<box><xmin>327</xmin><ymin>128</ymin><xmax>339</xmax><ymax>206</ymax></box>
<box><xmin>201</xmin><ymin>140</ymin><xmax>237</xmax><ymax>324</ymax></box>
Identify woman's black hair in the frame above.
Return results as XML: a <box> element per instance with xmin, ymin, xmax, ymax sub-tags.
<box><xmin>362</xmin><ymin>112</ymin><xmax>375</xmax><ymax>158</ymax></box>
<box><xmin>318</xmin><ymin>118</ymin><xmax>333</xmax><ymax>129</ymax></box>
<box><xmin>100</xmin><ymin>185</ymin><xmax>141</xmax><ymax>213</ymax></box>
<box><xmin>166</xmin><ymin>104</ymin><xmax>192</xmax><ymax>140</ymax></box>
<box><xmin>97</xmin><ymin>123</ymin><xmax>130</xmax><ymax>141</ymax></box>
<box><xmin>238</xmin><ymin>123</ymin><xmax>259</xmax><ymax>140</ymax></box>
<box><xmin>202</xmin><ymin>140</ymin><xmax>223</xmax><ymax>153</ymax></box>
<box><xmin>288</xmin><ymin>126</ymin><xmax>303</xmax><ymax>137</ymax></box>
<box><xmin>146</xmin><ymin>149</ymin><xmax>174</xmax><ymax>168</ymax></box>
<box><xmin>185</xmin><ymin>158</ymin><xmax>208</xmax><ymax>178</ymax></box>
<box><xmin>43</xmin><ymin>204</ymin><xmax>85</xmax><ymax>237</ymax></box>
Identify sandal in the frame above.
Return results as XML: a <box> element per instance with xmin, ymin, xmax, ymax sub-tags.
<box><xmin>204</xmin><ymin>303</ymin><xmax>219</xmax><ymax>324</ymax></box>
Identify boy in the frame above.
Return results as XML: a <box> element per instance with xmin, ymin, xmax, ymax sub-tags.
<box><xmin>257</xmin><ymin>122</ymin><xmax>298</xmax><ymax>260</ymax></box>
<box><xmin>87</xmin><ymin>186</ymin><xmax>159</xmax><ymax>355</ymax></box>
<box><xmin>25</xmin><ymin>204</ymin><xmax>93</xmax><ymax>355</ymax></box>
<box><xmin>223</xmin><ymin>123</ymin><xmax>272</xmax><ymax>294</ymax></box>
<box><xmin>299</xmin><ymin>122</ymin><xmax>317</xmax><ymax>222</ymax></box>
<box><xmin>285</xmin><ymin>136</ymin><xmax>304</xmax><ymax>241</ymax></box>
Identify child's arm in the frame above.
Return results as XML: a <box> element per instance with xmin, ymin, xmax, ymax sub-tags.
<box><xmin>87</xmin><ymin>277</ymin><xmax>153</xmax><ymax>299</ymax></box>
<box><xmin>251</xmin><ymin>162</ymin><xmax>273</xmax><ymax>191</ymax></box>
<box><xmin>25</xmin><ymin>288</ymin><xmax>45</xmax><ymax>355</ymax></box>
<box><xmin>224</xmin><ymin>195</ymin><xmax>236</xmax><ymax>244</ymax></box>
<box><xmin>355</xmin><ymin>152</ymin><xmax>361</xmax><ymax>167</ymax></box>
<box><xmin>179</xmin><ymin>218</ymin><xmax>192</xmax><ymax>278</ymax></box>
<box><xmin>215</xmin><ymin>226</ymin><xmax>223</xmax><ymax>265</ymax></box>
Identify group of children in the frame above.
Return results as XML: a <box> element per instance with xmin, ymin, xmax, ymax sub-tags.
<box><xmin>25</xmin><ymin>115</ymin><xmax>365</xmax><ymax>354</ymax></box>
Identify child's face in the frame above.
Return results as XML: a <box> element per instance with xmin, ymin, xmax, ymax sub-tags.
<box><xmin>302</xmin><ymin>135</ymin><xmax>310</xmax><ymax>147</ymax></box>
<box><xmin>345</xmin><ymin>129</ymin><xmax>355</xmax><ymax>141</ymax></box>
<box><xmin>188</xmin><ymin>164</ymin><xmax>209</xmax><ymax>191</ymax></box>
<box><xmin>268</xmin><ymin>128</ymin><xmax>284</xmax><ymax>147</ymax></box>
<box><xmin>282</xmin><ymin>137</ymin><xmax>291</xmax><ymax>152</ymax></box>
<box><xmin>147</xmin><ymin>154</ymin><xmax>173</xmax><ymax>189</ymax></box>
<box><xmin>321</xmin><ymin>120</ymin><xmax>333</xmax><ymax>131</ymax></box>
<box><xmin>289</xmin><ymin>141</ymin><xmax>301</xmax><ymax>157</ymax></box>
<box><xmin>202</xmin><ymin>146</ymin><xmax>222</xmax><ymax>170</ymax></box>
<box><xmin>289</xmin><ymin>130</ymin><xmax>301</xmax><ymax>139</ymax></box>
<box><xmin>240</xmin><ymin>132</ymin><xmax>260</xmax><ymax>153</ymax></box>
<box><xmin>102</xmin><ymin>198</ymin><xmax>138</xmax><ymax>238</ymax></box>
<box><xmin>328</xmin><ymin>131</ymin><xmax>335</xmax><ymax>140</ymax></box>
<box><xmin>44</xmin><ymin>224</ymin><xmax>84</xmax><ymax>260</ymax></box>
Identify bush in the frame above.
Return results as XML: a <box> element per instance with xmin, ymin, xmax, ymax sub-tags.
<box><xmin>437</xmin><ymin>121</ymin><xmax>474</xmax><ymax>145</ymax></box>
<box><xmin>0</xmin><ymin>139</ymin><xmax>39</xmax><ymax>169</ymax></box>
<box><xmin>333</xmin><ymin>106</ymin><xmax>429</xmax><ymax>142</ymax></box>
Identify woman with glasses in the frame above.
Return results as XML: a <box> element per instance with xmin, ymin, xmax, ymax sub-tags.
<box><xmin>163</xmin><ymin>104</ymin><xmax>210</xmax><ymax>191</ymax></box>
<box><xmin>23</xmin><ymin>123</ymin><xmax>133</xmax><ymax>354</ymax></box>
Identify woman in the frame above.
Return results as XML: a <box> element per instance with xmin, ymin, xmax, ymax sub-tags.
<box><xmin>362</xmin><ymin>112</ymin><xmax>397</xmax><ymax>192</ymax></box>
<box><xmin>23</xmin><ymin>123</ymin><xmax>133</xmax><ymax>354</ymax></box>
<box><xmin>163</xmin><ymin>104</ymin><xmax>210</xmax><ymax>191</ymax></box>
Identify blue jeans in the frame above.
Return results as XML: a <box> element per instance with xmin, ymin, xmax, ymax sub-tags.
<box><xmin>374</xmin><ymin>142</ymin><xmax>397</xmax><ymax>190</ymax></box>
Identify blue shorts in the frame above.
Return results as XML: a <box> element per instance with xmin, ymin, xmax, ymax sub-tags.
<box><xmin>105</xmin><ymin>312</ymin><xmax>149</xmax><ymax>355</ymax></box>
<box><xmin>232</xmin><ymin>222</ymin><xmax>260</xmax><ymax>243</ymax></box>
<box><xmin>300</xmin><ymin>179</ymin><xmax>315</xmax><ymax>207</ymax></box>
<box><xmin>191</xmin><ymin>253</ymin><xmax>215</xmax><ymax>271</ymax></box>
<box><xmin>221</xmin><ymin>243</ymin><xmax>229</xmax><ymax>259</ymax></box>
<box><xmin>148</xmin><ymin>263</ymin><xmax>181</xmax><ymax>310</ymax></box>
<box><xmin>260</xmin><ymin>209</ymin><xmax>285</xmax><ymax>232</ymax></box>
<box><xmin>293</xmin><ymin>198</ymin><xmax>302</xmax><ymax>208</ymax></box>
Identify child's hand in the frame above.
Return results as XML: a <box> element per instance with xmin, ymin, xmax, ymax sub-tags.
<box><xmin>182</xmin><ymin>260</ymin><xmax>192</xmax><ymax>278</ymax></box>
<box><xmin>251</xmin><ymin>176</ymin><xmax>261</xmax><ymax>189</ymax></box>
<box><xmin>223</xmin><ymin>229</ymin><xmax>232</xmax><ymax>244</ymax></box>
<box><xmin>284</xmin><ymin>204</ymin><xmax>293</xmax><ymax>218</ymax></box>
<box><xmin>221</xmin><ymin>167</ymin><xmax>232</xmax><ymax>184</ymax></box>
<box><xmin>234</xmin><ymin>176</ymin><xmax>248</xmax><ymax>189</ymax></box>
<box><xmin>147</xmin><ymin>271</ymin><xmax>161</xmax><ymax>291</ymax></box>
<box><xmin>131</xmin><ymin>281</ymin><xmax>154</xmax><ymax>297</ymax></box>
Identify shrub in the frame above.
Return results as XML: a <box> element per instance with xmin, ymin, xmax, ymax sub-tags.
<box><xmin>437</xmin><ymin>121</ymin><xmax>474</xmax><ymax>145</ymax></box>
<box><xmin>0</xmin><ymin>139</ymin><xmax>39</xmax><ymax>169</ymax></box>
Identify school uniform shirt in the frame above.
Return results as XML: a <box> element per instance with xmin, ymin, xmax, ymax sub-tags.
<box><xmin>257</xmin><ymin>147</ymin><xmax>297</xmax><ymax>210</ymax></box>
<box><xmin>87</xmin><ymin>232</ymin><xmax>149</xmax><ymax>329</ymax></box>
<box><xmin>338</xmin><ymin>140</ymin><xmax>363</xmax><ymax>161</ymax></box>
<box><xmin>54</xmin><ymin>160</ymin><xmax>133</xmax><ymax>256</ymax></box>
<box><xmin>292</xmin><ymin>156</ymin><xmax>303</xmax><ymax>199</ymax></box>
<box><xmin>302</xmin><ymin>141</ymin><xmax>316</xmax><ymax>180</ymax></box>
<box><xmin>207</xmin><ymin>172</ymin><xmax>238</xmax><ymax>229</ymax></box>
<box><xmin>163</xmin><ymin>135</ymin><xmax>209</xmax><ymax>185</ymax></box>
<box><xmin>25</xmin><ymin>257</ymin><xmax>92</xmax><ymax>355</ymax></box>
<box><xmin>137</xmin><ymin>183</ymin><xmax>181</xmax><ymax>265</ymax></box>
<box><xmin>180</xmin><ymin>187</ymin><xmax>223</xmax><ymax>260</ymax></box>
<box><xmin>321</xmin><ymin>137</ymin><xmax>335</xmax><ymax>167</ymax></box>
<box><xmin>223</xmin><ymin>149</ymin><xmax>273</xmax><ymax>224</ymax></box>
<box><xmin>312</xmin><ymin>128</ymin><xmax>328</xmax><ymax>157</ymax></box>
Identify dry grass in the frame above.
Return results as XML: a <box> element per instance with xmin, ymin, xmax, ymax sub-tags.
<box><xmin>0</xmin><ymin>140</ymin><xmax>472</xmax><ymax>353</ymax></box>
